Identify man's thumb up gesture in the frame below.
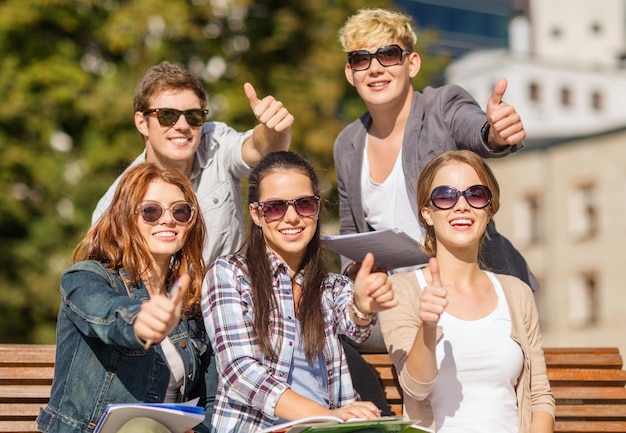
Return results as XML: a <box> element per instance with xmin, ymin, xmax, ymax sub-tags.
<box><xmin>485</xmin><ymin>78</ymin><xmax>526</xmax><ymax>147</ymax></box>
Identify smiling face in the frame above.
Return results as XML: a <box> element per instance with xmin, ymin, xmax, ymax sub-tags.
<box><xmin>344</xmin><ymin>41</ymin><xmax>421</xmax><ymax>110</ymax></box>
<box><xmin>249</xmin><ymin>169</ymin><xmax>318</xmax><ymax>271</ymax></box>
<box><xmin>420</xmin><ymin>161</ymin><xmax>491</xmax><ymax>258</ymax></box>
<box><xmin>136</xmin><ymin>179</ymin><xmax>193</xmax><ymax>267</ymax></box>
<box><xmin>135</xmin><ymin>89</ymin><xmax>204</xmax><ymax>176</ymax></box>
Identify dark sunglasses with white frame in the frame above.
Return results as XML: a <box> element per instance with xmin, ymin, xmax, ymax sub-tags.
<box><xmin>347</xmin><ymin>44</ymin><xmax>411</xmax><ymax>71</ymax></box>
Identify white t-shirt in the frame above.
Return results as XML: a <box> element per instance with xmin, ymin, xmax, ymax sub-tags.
<box><xmin>160</xmin><ymin>337</ymin><xmax>185</xmax><ymax>403</ymax></box>
<box><xmin>361</xmin><ymin>141</ymin><xmax>424</xmax><ymax>246</ymax></box>
<box><xmin>415</xmin><ymin>268</ymin><xmax>523</xmax><ymax>433</ymax></box>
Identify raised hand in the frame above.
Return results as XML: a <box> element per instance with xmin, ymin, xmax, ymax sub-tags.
<box><xmin>419</xmin><ymin>257</ymin><xmax>448</xmax><ymax>325</ymax></box>
<box><xmin>353</xmin><ymin>253</ymin><xmax>397</xmax><ymax>316</ymax></box>
<box><xmin>485</xmin><ymin>78</ymin><xmax>526</xmax><ymax>147</ymax></box>
<box><xmin>346</xmin><ymin>260</ymin><xmax>387</xmax><ymax>281</ymax></box>
<box><xmin>134</xmin><ymin>274</ymin><xmax>190</xmax><ymax>347</ymax></box>
<box><xmin>244</xmin><ymin>82</ymin><xmax>294</xmax><ymax>133</ymax></box>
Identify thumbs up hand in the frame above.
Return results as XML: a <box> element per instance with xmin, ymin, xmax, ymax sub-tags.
<box><xmin>419</xmin><ymin>257</ymin><xmax>448</xmax><ymax>325</ymax></box>
<box><xmin>485</xmin><ymin>78</ymin><xmax>526</xmax><ymax>148</ymax></box>
<box><xmin>135</xmin><ymin>274</ymin><xmax>190</xmax><ymax>347</ymax></box>
<box><xmin>352</xmin><ymin>253</ymin><xmax>398</xmax><ymax>319</ymax></box>
<box><xmin>244</xmin><ymin>82</ymin><xmax>294</xmax><ymax>133</ymax></box>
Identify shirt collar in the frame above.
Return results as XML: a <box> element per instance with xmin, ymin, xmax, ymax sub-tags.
<box><xmin>266</xmin><ymin>248</ymin><xmax>305</xmax><ymax>285</ymax></box>
<box><xmin>188</xmin><ymin>154</ymin><xmax>203</xmax><ymax>188</ymax></box>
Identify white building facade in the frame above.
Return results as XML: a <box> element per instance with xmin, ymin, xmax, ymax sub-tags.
<box><xmin>445</xmin><ymin>0</ymin><xmax>626</xmax><ymax>353</ymax></box>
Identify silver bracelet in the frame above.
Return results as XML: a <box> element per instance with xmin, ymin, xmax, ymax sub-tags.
<box><xmin>350</xmin><ymin>301</ymin><xmax>376</xmax><ymax>321</ymax></box>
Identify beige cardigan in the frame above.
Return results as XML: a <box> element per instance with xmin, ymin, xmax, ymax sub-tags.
<box><xmin>379</xmin><ymin>271</ymin><xmax>555</xmax><ymax>432</ymax></box>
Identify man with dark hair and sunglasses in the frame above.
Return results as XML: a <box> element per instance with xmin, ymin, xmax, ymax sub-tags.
<box><xmin>334</xmin><ymin>8</ymin><xmax>538</xmax><ymax>291</ymax></box>
<box><xmin>92</xmin><ymin>61</ymin><xmax>293</xmax><ymax>265</ymax></box>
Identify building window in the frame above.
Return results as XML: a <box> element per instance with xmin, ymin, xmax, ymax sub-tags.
<box><xmin>529</xmin><ymin>82</ymin><xmax>541</xmax><ymax>102</ymax></box>
<box><xmin>591</xmin><ymin>22</ymin><xmax>602</xmax><ymax>35</ymax></box>
<box><xmin>569</xmin><ymin>272</ymin><xmax>599</xmax><ymax>328</ymax></box>
<box><xmin>561</xmin><ymin>87</ymin><xmax>573</xmax><ymax>107</ymax></box>
<box><xmin>525</xmin><ymin>194</ymin><xmax>542</xmax><ymax>244</ymax></box>
<box><xmin>515</xmin><ymin>193</ymin><xmax>542</xmax><ymax>246</ymax></box>
<box><xmin>568</xmin><ymin>184</ymin><xmax>599</xmax><ymax>240</ymax></box>
<box><xmin>591</xmin><ymin>90</ymin><xmax>603</xmax><ymax>111</ymax></box>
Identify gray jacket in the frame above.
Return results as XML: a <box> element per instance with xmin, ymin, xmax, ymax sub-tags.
<box><xmin>333</xmin><ymin>85</ymin><xmax>539</xmax><ymax>291</ymax></box>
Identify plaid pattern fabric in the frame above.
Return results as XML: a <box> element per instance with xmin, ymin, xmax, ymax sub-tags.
<box><xmin>202</xmin><ymin>249</ymin><xmax>374</xmax><ymax>432</ymax></box>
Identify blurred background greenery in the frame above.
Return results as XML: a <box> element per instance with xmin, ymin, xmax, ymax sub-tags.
<box><xmin>0</xmin><ymin>0</ymin><xmax>449</xmax><ymax>343</ymax></box>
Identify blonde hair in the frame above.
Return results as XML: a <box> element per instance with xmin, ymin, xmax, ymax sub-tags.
<box><xmin>338</xmin><ymin>8</ymin><xmax>417</xmax><ymax>52</ymax></box>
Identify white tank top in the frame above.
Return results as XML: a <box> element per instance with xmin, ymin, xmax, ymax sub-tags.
<box><xmin>415</xmin><ymin>269</ymin><xmax>523</xmax><ymax>433</ymax></box>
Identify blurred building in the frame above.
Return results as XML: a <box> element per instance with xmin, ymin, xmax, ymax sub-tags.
<box><xmin>395</xmin><ymin>0</ymin><xmax>512</xmax><ymax>58</ymax></box>
<box><xmin>443</xmin><ymin>0</ymin><xmax>626</xmax><ymax>353</ymax></box>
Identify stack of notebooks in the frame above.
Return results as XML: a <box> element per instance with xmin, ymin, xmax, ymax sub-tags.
<box><xmin>93</xmin><ymin>399</ymin><xmax>205</xmax><ymax>433</ymax></box>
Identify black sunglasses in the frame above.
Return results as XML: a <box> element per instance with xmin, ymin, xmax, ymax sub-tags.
<box><xmin>430</xmin><ymin>185</ymin><xmax>492</xmax><ymax>210</ymax></box>
<box><xmin>143</xmin><ymin>108</ymin><xmax>209</xmax><ymax>127</ymax></box>
<box><xmin>136</xmin><ymin>201</ymin><xmax>196</xmax><ymax>224</ymax></box>
<box><xmin>347</xmin><ymin>44</ymin><xmax>411</xmax><ymax>71</ymax></box>
<box><xmin>253</xmin><ymin>196</ymin><xmax>320</xmax><ymax>221</ymax></box>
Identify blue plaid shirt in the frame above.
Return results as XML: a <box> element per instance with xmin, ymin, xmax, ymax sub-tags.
<box><xmin>202</xmin><ymin>249</ymin><xmax>375</xmax><ymax>432</ymax></box>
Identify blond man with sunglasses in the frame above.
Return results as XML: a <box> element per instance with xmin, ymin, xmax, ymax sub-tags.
<box><xmin>92</xmin><ymin>61</ymin><xmax>293</xmax><ymax>266</ymax></box>
<box><xmin>332</xmin><ymin>9</ymin><xmax>541</xmax><ymax>412</ymax></box>
<box><xmin>334</xmin><ymin>8</ymin><xmax>538</xmax><ymax>292</ymax></box>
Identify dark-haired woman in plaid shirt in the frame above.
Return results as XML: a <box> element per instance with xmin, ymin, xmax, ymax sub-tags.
<box><xmin>201</xmin><ymin>151</ymin><xmax>397</xmax><ymax>432</ymax></box>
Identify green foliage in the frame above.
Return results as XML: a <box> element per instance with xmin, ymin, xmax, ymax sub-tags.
<box><xmin>0</xmin><ymin>0</ymin><xmax>446</xmax><ymax>343</ymax></box>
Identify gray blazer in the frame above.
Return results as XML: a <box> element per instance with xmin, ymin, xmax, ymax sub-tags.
<box><xmin>333</xmin><ymin>85</ymin><xmax>539</xmax><ymax>291</ymax></box>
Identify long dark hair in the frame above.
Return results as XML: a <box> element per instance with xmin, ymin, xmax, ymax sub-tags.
<box><xmin>245</xmin><ymin>151</ymin><xmax>328</xmax><ymax>360</ymax></box>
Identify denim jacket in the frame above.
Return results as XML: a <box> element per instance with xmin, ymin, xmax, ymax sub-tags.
<box><xmin>37</xmin><ymin>260</ymin><xmax>216</xmax><ymax>433</ymax></box>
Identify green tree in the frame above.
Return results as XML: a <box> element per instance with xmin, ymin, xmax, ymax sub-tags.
<box><xmin>0</xmin><ymin>0</ymin><xmax>447</xmax><ymax>343</ymax></box>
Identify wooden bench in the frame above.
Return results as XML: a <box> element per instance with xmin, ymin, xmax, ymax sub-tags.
<box><xmin>2</xmin><ymin>345</ymin><xmax>626</xmax><ymax>433</ymax></box>
<box><xmin>0</xmin><ymin>344</ymin><xmax>55</xmax><ymax>433</ymax></box>
<box><xmin>362</xmin><ymin>347</ymin><xmax>626</xmax><ymax>433</ymax></box>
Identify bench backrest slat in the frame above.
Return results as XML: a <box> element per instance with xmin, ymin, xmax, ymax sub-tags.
<box><xmin>0</xmin><ymin>345</ymin><xmax>56</xmax><ymax>367</ymax></box>
<box><xmin>0</xmin><ymin>420</ymin><xmax>40</xmax><ymax>433</ymax></box>
<box><xmin>548</xmin><ymin>368</ymin><xmax>626</xmax><ymax>387</ymax></box>
<box><xmin>554</xmin><ymin>420</ymin><xmax>626</xmax><ymax>433</ymax></box>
